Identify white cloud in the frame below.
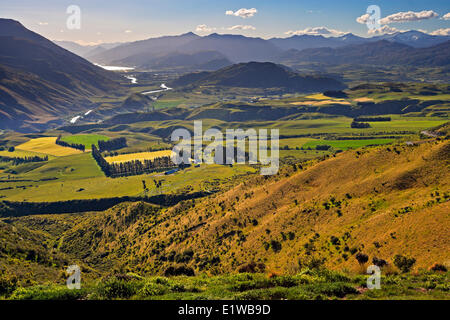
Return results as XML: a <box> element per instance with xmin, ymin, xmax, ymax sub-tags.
<box><xmin>442</xmin><ymin>13</ymin><xmax>450</xmax><ymax>20</ymax></box>
<box><xmin>195</xmin><ymin>24</ymin><xmax>216</xmax><ymax>33</ymax></box>
<box><xmin>227</xmin><ymin>25</ymin><xmax>256</xmax><ymax>31</ymax></box>
<box><xmin>226</xmin><ymin>8</ymin><xmax>257</xmax><ymax>19</ymax></box>
<box><xmin>125</xmin><ymin>30</ymin><xmax>132</xmax><ymax>33</ymax></box>
<box><xmin>38</xmin><ymin>22</ymin><xmax>49</xmax><ymax>26</ymax></box>
<box><xmin>356</xmin><ymin>13</ymin><xmax>371</xmax><ymax>24</ymax></box>
<box><xmin>367</xmin><ymin>25</ymin><xmax>403</xmax><ymax>35</ymax></box>
<box><xmin>379</xmin><ymin>10</ymin><xmax>439</xmax><ymax>24</ymax></box>
<box><xmin>429</xmin><ymin>28</ymin><xmax>450</xmax><ymax>36</ymax></box>
<box><xmin>285</xmin><ymin>27</ymin><xmax>345</xmax><ymax>37</ymax></box>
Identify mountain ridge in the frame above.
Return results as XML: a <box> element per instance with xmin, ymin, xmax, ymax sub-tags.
<box><xmin>0</xmin><ymin>18</ymin><xmax>124</xmax><ymax>132</ymax></box>
<box><xmin>170</xmin><ymin>61</ymin><xmax>346</xmax><ymax>93</ymax></box>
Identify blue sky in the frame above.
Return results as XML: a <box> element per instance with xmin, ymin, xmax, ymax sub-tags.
<box><xmin>1</xmin><ymin>0</ymin><xmax>449</xmax><ymax>44</ymax></box>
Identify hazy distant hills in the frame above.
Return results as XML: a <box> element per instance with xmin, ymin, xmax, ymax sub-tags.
<box><xmin>67</xmin><ymin>29</ymin><xmax>450</xmax><ymax>72</ymax></box>
<box><xmin>177</xmin><ymin>33</ymin><xmax>282</xmax><ymax>62</ymax></box>
<box><xmin>374</xmin><ymin>30</ymin><xmax>450</xmax><ymax>48</ymax></box>
<box><xmin>269</xmin><ymin>33</ymin><xmax>368</xmax><ymax>51</ymax></box>
<box><xmin>88</xmin><ymin>32</ymin><xmax>280</xmax><ymax>70</ymax></box>
<box><xmin>278</xmin><ymin>40</ymin><xmax>450</xmax><ymax>67</ymax></box>
<box><xmin>139</xmin><ymin>50</ymin><xmax>232</xmax><ymax>71</ymax></box>
<box><xmin>0</xmin><ymin>19</ymin><xmax>122</xmax><ymax>132</ymax></box>
<box><xmin>53</xmin><ymin>41</ymin><xmax>122</xmax><ymax>58</ymax></box>
<box><xmin>171</xmin><ymin>61</ymin><xmax>346</xmax><ymax>93</ymax></box>
<box><xmin>89</xmin><ymin>32</ymin><xmax>200</xmax><ymax>66</ymax></box>
<box><xmin>270</xmin><ymin>30</ymin><xmax>449</xmax><ymax>51</ymax></box>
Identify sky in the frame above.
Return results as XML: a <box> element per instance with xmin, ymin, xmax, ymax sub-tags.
<box><xmin>1</xmin><ymin>0</ymin><xmax>449</xmax><ymax>45</ymax></box>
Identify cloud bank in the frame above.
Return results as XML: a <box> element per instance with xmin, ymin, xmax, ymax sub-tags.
<box><xmin>285</xmin><ymin>27</ymin><xmax>345</xmax><ymax>37</ymax></box>
<box><xmin>226</xmin><ymin>8</ymin><xmax>258</xmax><ymax>19</ymax></box>
<box><xmin>196</xmin><ymin>24</ymin><xmax>216</xmax><ymax>33</ymax></box>
<box><xmin>227</xmin><ymin>25</ymin><xmax>256</xmax><ymax>31</ymax></box>
<box><xmin>379</xmin><ymin>10</ymin><xmax>439</xmax><ymax>24</ymax></box>
<box><xmin>429</xmin><ymin>28</ymin><xmax>450</xmax><ymax>36</ymax></box>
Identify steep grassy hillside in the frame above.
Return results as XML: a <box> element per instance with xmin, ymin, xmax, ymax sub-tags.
<box><xmin>9</xmin><ymin>138</ymin><xmax>445</xmax><ymax>276</ymax></box>
<box><xmin>156</xmin><ymin>140</ymin><xmax>447</xmax><ymax>274</ymax></box>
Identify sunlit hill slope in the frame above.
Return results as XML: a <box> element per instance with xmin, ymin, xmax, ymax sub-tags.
<box><xmin>5</xmin><ymin>137</ymin><xmax>447</xmax><ymax>278</ymax></box>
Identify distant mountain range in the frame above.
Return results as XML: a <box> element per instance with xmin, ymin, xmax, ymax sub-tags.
<box><xmin>53</xmin><ymin>41</ymin><xmax>123</xmax><ymax>60</ymax></box>
<box><xmin>270</xmin><ymin>30</ymin><xmax>449</xmax><ymax>51</ymax></box>
<box><xmin>86</xmin><ymin>32</ymin><xmax>281</xmax><ymax>70</ymax></box>
<box><xmin>1</xmin><ymin>17</ymin><xmax>449</xmax><ymax>132</ymax></box>
<box><xmin>170</xmin><ymin>62</ymin><xmax>346</xmax><ymax>93</ymax></box>
<box><xmin>278</xmin><ymin>40</ymin><xmax>450</xmax><ymax>67</ymax></box>
<box><xmin>0</xmin><ymin>19</ymin><xmax>122</xmax><ymax>132</ymax></box>
<box><xmin>59</xmin><ymin>29</ymin><xmax>449</xmax><ymax>72</ymax></box>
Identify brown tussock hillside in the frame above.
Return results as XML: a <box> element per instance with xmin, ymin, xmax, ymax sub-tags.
<box><xmin>8</xmin><ymin>140</ymin><xmax>449</xmax><ymax>277</ymax></box>
<box><xmin>139</xmin><ymin>140</ymin><xmax>449</xmax><ymax>274</ymax></box>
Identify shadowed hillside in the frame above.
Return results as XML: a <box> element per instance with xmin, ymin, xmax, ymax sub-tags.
<box><xmin>0</xmin><ymin>19</ymin><xmax>124</xmax><ymax>132</ymax></box>
<box><xmin>171</xmin><ymin>62</ymin><xmax>346</xmax><ymax>93</ymax></box>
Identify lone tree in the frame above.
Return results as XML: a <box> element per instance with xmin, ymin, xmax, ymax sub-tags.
<box><xmin>355</xmin><ymin>253</ymin><xmax>369</xmax><ymax>266</ymax></box>
<box><xmin>142</xmin><ymin>180</ymin><xmax>147</xmax><ymax>191</ymax></box>
<box><xmin>393</xmin><ymin>255</ymin><xmax>416</xmax><ymax>273</ymax></box>
<box><xmin>372</xmin><ymin>257</ymin><xmax>388</xmax><ymax>268</ymax></box>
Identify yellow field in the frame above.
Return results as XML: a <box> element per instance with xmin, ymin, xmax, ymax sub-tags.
<box><xmin>105</xmin><ymin>150</ymin><xmax>173</xmax><ymax>164</ymax></box>
<box><xmin>353</xmin><ymin>97</ymin><xmax>374</xmax><ymax>103</ymax></box>
<box><xmin>16</xmin><ymin>137</ymin><xmax>83</xmax><ymax>157</ymax></box>
<box><xmin>0</xmin><ymin>148</ymin><xmax>54</xmax><ymax>158</ymax></box>
<box><xmin>291</xmin><ymin>100</ymin><xmax>351</xmax><ymax>106</ymax></box>
<box><xmin>303</xmin><ymin>93</ymin><xmax>340</xmax><ymax>100</ymax></box>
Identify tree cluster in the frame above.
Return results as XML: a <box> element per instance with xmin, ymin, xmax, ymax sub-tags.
<box><xmin>92</xmin><ymin>144</ymin><xmax>176</xmax><ymax>178</ymax></box>
<box><xmin>351</xmin><ymin>121</ymin><xmax>371</xmax><ymax>129</ymax></box>
<box><xmin>354</xmin><ymin>117</ymin><xmax>391</xmax><ymax>122</ymax></box>
<box><xmin>98</xmin><ymin>138</ymin><xmax>127</xmax><ymax>152</ymax></box>
<box><xmin>56</xmin><ymin>135</ymin><xmax>85</xmax><ymax>151</ymax></box>
<box><xmin>0</xmin><ymin>155</ymin><xmax>48</xmax><ymax>165</ymax></box>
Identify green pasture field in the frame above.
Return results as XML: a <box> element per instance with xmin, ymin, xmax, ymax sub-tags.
<box><xmin>0</xmin><ymin>150</ymin><xmax>256</xmax><ymax>202</ymax></box>
<box><xmin>302</xmin><ymin>138</ymin><xmax>395</xmax><ymax>150</ymax></box>
<box><xmin>60</xmin><ymin>134</ymin><xmax>110</xmax><ymax>149</ymax></box>
<box><xmin>153</xmin><ymin>99</ymin><xmax>186</xmax><ymax>110</ymax></box>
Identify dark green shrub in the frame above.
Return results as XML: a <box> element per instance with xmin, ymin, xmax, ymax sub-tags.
<box><xmin>139</xmin><ymin>282</ymin><xmax>168</xmax><ymax>297</ymax></box>
<box><xmin>229</xmin><ymin>279</ymin><xmax>273</xmax><ymax>292</ymax></box>
<box><xmin>272</xmin><ymin>276</ymin><xmax>298</xmax><ymax>288</ymax></box>
<box><xmin>430</xmin><ymin>263</ymin><xmax>447</xmax><ymax>272</ymax></box>
<box><xmin>309</xmin><ymin>282</ymin><xmax>358</xmax><ymax>298</ymax></box>
<box><xmin>373</xmin><ymin>257</ymin><xmax>388</xmax><ymax>268</ymax></box>
<box><xmin>0</xmin><ymin>274</ymin><xmax>17</xmax><ymax>297</ymax></box>
<box><xmin>393</xmin><ymin>255</ymin><xmax>416</xmax><ymax>273</ymax></box>
<box><xmin>164</xmin><ymin>265</ymin><xmax>195</xmax><ymax>276</ymax></box>
<box><xmin>10</xmin><ymin>285</ymin><xmax>86</xmax><ymax>300</ymax></box>
<box><xmin>97</xmin><ymin>276</ymin><xmax>140</xmax><ymax>299</ymax></box>
<box><xmin>270</xmin><ymin>240</ymin><xmax>282</xmax><ymax>253</ymax></box>
<box><xmin>238</xmin><ymin>262</ymin><xmax>266</xmax><ymax>273</ymax></box>
<box><xmin>355</xmin><ymin>253</ymin><xmax>369</xmax><ymax>265</ymax></box>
